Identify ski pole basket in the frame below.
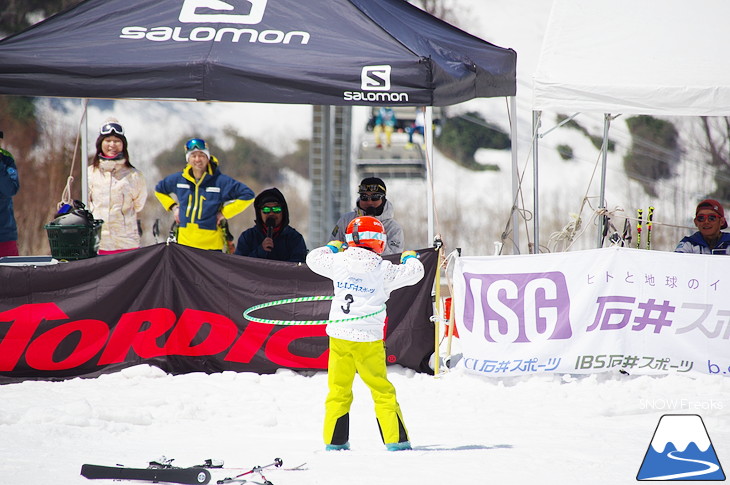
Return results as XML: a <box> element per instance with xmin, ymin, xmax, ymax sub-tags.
<box><xmin>44</xmin><ymin>220</ymin><xmax>103</xmax><ymax>261</ymax></box>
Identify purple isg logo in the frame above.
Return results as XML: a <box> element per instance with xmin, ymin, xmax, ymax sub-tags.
<box><xmin>462</xmin><ymin>272</ymin><xmax>572</xmax><ymax>343</ymax></box>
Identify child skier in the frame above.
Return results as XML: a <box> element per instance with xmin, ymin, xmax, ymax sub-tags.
<box><xmin>305</xmin><ymin>216</ymin><xmax>424</xmax><ymax>452</ymax></box>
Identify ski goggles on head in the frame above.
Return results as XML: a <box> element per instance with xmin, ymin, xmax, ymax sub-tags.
<box><xmin>358</xmin><ymin>183</ymin><xmax>386</xmax><ymax>194</ymax></box>
<box><xmin>261</xmin><ymin>206</ymin><xmax>282</xmax><ymax>214</ymax></box>
<box><xmin>359</xmin><ymin>193</ymin><xmax>384</xmax><ymax>202</ymax></box>
<box><xmin>100</xmin><ymin>122</ymin><xmax>124</xmax><ymax>136</ymax></box>
<box><xmin>696</xmin><ymin>214</ymin><xmax>719</xmax><ymax>222</ymax></box>
<box><xmin>185</xmin><ymin>138</ymin><xmax>208</xmax><ymax>152</ymax></box>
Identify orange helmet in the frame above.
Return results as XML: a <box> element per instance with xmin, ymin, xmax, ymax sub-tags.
<box><xmin>345</xmin><ymin>216</ymin><xmax>386</xmax><ymax>254</ymax></box>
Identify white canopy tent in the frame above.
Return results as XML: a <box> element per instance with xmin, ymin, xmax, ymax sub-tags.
<box><xmin>531</xmin><ymin>0</ymin><xmax>730</xmax><ymax>250</ymax></box>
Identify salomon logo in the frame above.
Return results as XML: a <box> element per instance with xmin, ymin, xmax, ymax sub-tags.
<box><xmin>179</xmin><ymin>0</ymin><xmax>267</xmax><ymax>25</ymax></box>
<box><xmin>360</xmin><ymin>65</ymin><xmax>391</xmax><ymax>91</ymax></box>
<box><xmin>120</xmin><ymin>0</ymin><xmax>309</xmax><ymax>45</ymax></box>
<box><xmin>343</xmin><ymin>65</ymin><xmax>409</xmax><ymax>103</ymax></box>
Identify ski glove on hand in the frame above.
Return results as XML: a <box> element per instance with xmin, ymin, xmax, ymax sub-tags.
<box><xmin>326</xmin><ymin>240</ymin><xmax>345</xmax><ymax>253</ymax></box>
<box><xmin>400</xmin><ymin>250</ymin><xmax>418</xmax><ymax>263</ymax></box>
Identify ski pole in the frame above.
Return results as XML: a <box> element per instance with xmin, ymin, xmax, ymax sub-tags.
<box><xmin>217</xmin><ymin>458</ymin><xmax>282</xmax><ymax>484</ymax></box>
<box><xmin>646</xmin><ymin>206</ymin><xmax>654</xmax><ymax>250</ymax></box>
<box><xmin>621</xmin><ymin>217</ymin><xmax>632</xmax><ymax>247</ymax></box>
<box><xmin>636</xmin><ymin>208</ymin><xmax>643</xmax><ymax>249</ymax></box>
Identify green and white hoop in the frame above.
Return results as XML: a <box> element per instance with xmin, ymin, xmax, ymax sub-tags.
<box><xmin>243</xmin><ymin>296</ymin><xmax>386</xmax><ymax>326</ymax></box>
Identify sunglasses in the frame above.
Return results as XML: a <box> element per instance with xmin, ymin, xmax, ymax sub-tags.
<box><xmin>185</xmin><ymin>138</ymin><xmax>208</xmax><ymax>152</ymax></box>
<box><xmin>359</xmin><ymin>193</ymin><xmax>385</xmax><ymax>202</ymax></box>
<box><xmin>696</xmin><ymin>214</ymin><xmax>719</xmax><ymax>222</ymax></box>
<box><xmin>100</xmin><ymin>122</ymin><xmax>124</xmax><ymax>136</ymax></box>
<box><xmin>261</xmin><ymin>206</ymin><xmax>282</xmax><ymax>214</ymax></box>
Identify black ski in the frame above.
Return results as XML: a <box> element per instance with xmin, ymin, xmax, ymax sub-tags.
<box><xmin>81</xmin><ymin>464</ymin><xmax>211</xmax><ymax>484</ymax></box>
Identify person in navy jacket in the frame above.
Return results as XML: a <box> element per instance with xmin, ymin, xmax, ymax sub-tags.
<box><xmin>235</xmin><ymin>187</ymin><xmax>307</xmax><ymax>262</ymax></box>
<box><xmin>675</xmin><ymin>199</ymin><xmax>730</xmax><ymax>255</ymax></box>
<box><xmin>0</xmin><ymin>133</ymin><xmax>20</xmax><ymax>257</ymax></box>
<box><xmin>155</xmin><ymin>138</ymin><xmax>254</xmax><ymax>251</ymax></box>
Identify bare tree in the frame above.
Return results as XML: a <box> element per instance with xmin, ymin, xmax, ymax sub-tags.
<box><xmin>0</xmin><ymin>96</ymin><xmax>81</xmax><ymax>255</ymax></box>
<box><xmin>409</xmin><ymin>0</ymin><xmax>458</xmax><ymax>24</ymax></box>
<box><xmin>697</xmin><ymin>116</ymin><xmax>730</xmax><ymax>201</ymax></box>
<box><xmin>699</xmin><ymin>116</ymin><xmax>730</xmax><ymax>168</ymax></box>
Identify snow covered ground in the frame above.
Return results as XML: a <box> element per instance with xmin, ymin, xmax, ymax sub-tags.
<box><xmin>2</xmin><ymin>364</ymin><xmax>729</xmax><ymax>485</ymax></box>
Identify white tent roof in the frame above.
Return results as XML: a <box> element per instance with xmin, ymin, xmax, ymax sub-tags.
<box><xmin>532</xmin><ymin>0</ymin><xmax>730</xmax><ymax>116</ymax></box>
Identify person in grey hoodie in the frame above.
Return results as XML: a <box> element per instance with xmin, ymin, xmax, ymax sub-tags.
<box><xmin>330</xmin><ymin>177</ymin><xmax>404</xmax><ymax>256</ymax></box>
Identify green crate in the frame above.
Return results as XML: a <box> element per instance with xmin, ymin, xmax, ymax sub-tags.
<box><xmin>44</xmin><ymin>221</ymin><xmax>103</xmax><ymax>260</ymax></box>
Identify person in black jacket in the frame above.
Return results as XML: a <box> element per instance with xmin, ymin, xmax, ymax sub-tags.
<box><xmin>0</xmin><ymin>132</ymin><xmax>20</xmax><ymax>257</ymax></box>
<box><xmin>235</xmin><ymin>187</ymin><xmax>307</xmax><ymax>262</ymax></box>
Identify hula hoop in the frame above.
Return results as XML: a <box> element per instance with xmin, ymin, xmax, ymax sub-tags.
<box><xmin>243</xmin><ymin>296</ymin><xmax>386</xmax><ymax>326</ymax></box>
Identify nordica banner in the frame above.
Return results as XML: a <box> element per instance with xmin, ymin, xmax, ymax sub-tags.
<box><xmin>0</xmin><ymin>244</ymin><xmax>436</xmax><ymax>383</ymax></box>
<box><xmin>453</xmin><ymin>247</ymin><xmax>730</xmax><ymax>377</ymax></box>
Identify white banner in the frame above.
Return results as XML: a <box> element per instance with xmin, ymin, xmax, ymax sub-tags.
<box><xmin>453</xmin><ymin>247</ymin><xmax>730</xmax><ymax>377</ymax></box>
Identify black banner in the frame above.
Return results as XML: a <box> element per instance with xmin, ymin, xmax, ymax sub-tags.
<box><xmin>0</xmin><ymin>244</ymin><xmax>437</xmax><ymax>382</ymax></box>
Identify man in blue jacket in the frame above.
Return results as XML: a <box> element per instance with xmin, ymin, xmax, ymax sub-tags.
<box><xmin>0</xmin><ymin>133</ymin><xmax>20</xmax><ymax>257</ymax></box>
<box><xmin>235</xmin><ymin>187</ymin><xmax>307</xmax><ymax>262</ymax></box>
<box><xmin>675</xmin><ymin>199</ymin><xmax>730</xmax><ymax>255</ymax></box>
<box><xmin>155</xmin><ymin>138</ymin><xmax>255</xmax><ymax>251</ymax></box>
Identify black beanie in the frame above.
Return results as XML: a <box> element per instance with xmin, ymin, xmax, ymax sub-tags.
<box><xmin>358</xmin><ymin>177</ymin><xmax>386</xmax><ymax>194</ymax></box>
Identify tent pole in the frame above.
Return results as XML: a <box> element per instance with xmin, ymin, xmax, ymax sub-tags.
<box><xmin>425</xmin><ymin>106</ymin><xmax>435</xmax><ymax>244</ymax></box>
<box><xmin>596</xmin><ymin>113</ymin><xmax>611</xmax><ymax>248</ymax></box>
<box><xmin>325</xmin><ymin>106</ymin><xmax>335</xmax><ymax>235</ymax></box>
<box><xmin>532</xmin><ymin>110</ymin><xmax>541</xmax><ymax>254</ymax></box>
<box><xmin>81</xmin><ymin>102</ymin><xmax>89</xmax><ymax>206</ymax></box>
<box><xmin>510</xmin><ymin>96</ymin><xmax>520</xmax><ymax>254</ymax></box>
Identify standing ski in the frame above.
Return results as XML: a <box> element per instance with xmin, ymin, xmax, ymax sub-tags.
<box><xmin>636</xmin><ymin>208</ymin><xmax>643</xmax><ymax>249</ymax></box>
<box><xmin>646</xmin><ymin>206</ymin><xmax>655</xmax><ymax>250</ymax></box>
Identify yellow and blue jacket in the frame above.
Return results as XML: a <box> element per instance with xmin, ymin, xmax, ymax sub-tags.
<box><xmin>155</xmin><ymin>158</ymin><xmax>254</xmax><ymax>250</ymax></box>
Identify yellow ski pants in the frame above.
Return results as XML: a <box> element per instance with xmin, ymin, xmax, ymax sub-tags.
<box><xmin>323</xmin><ymin>337</ymin><xmax>409</xmax><ymax>446</ymax></box>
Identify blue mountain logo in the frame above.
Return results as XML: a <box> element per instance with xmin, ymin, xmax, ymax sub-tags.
<box><xmin>637</xmin><ymin>414</ymin><xmax>725</xmax><ymax>481</ymax></box>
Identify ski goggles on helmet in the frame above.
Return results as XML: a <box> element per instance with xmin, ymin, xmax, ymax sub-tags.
<box><xmin>100</xmin><ymin>122</ymin><xmax>124</xmax><ymax>136</ymax></box>
<box><xmin>359</xmin><ymin>193</ymin><xmax>384</xmax><ymax>202</ymax></box>
<box><xmin>185</xmin><ymin>138</ymin><xmax>208</xmax><ymax>152</ymax></box>
<box><xmin>358</xmin><ymin>183</ymin><xmax>386</xmax><ymax>194</ymax></box>
<box><xmin>261</xmin><ymin>206</ymin><xmax>282</xmax><ymax>214</ymax></box>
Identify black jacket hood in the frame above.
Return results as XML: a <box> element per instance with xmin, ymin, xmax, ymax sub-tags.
<box><xmin>253</xmin><ymin>187</ymin><xmax>290</xmax><ymax>229</ymax></box>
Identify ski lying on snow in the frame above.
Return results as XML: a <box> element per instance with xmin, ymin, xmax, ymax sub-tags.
<box><xmin>80</xmin><ymin>464</ymin><xmax>211</xmax><ymax>484</ymax></box>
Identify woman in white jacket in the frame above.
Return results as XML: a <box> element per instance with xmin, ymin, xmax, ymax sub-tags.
<box><xmin>87</xmin><ymin>119</ymin><xmax>147</xmax><ymax>254</ymax></box>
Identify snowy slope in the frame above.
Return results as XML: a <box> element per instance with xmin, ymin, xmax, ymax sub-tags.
<box><xmin>2</xmin><ymin>365</ymin><xmax>729</xmax><ymax>485</ymax></box>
